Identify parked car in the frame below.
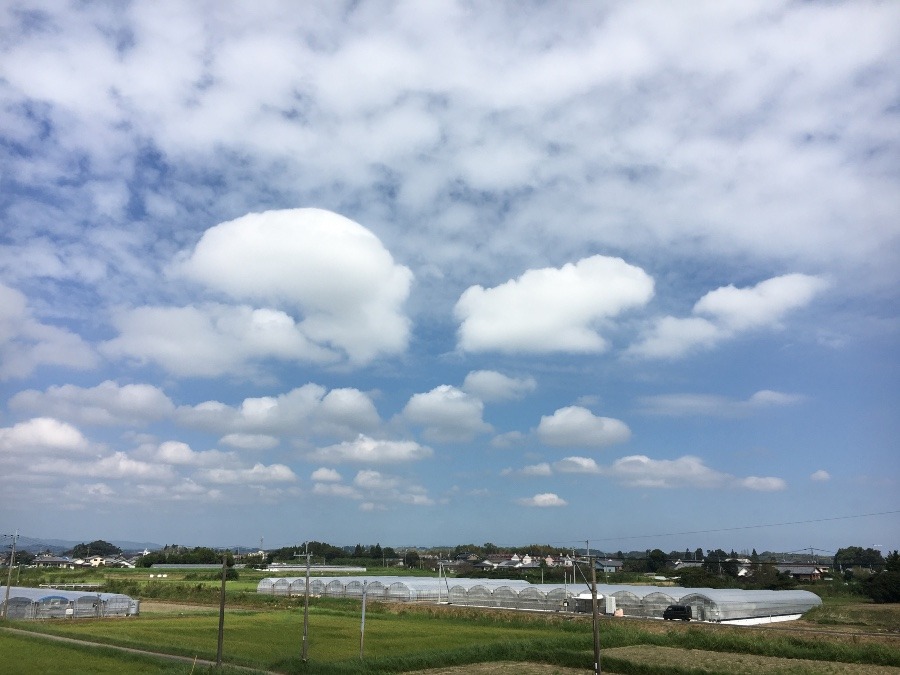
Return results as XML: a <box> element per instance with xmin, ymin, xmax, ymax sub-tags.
<box><xmin>663</xmin><ymin>604</ymin><xmax>692</xmax><ymax>621</ymax></box>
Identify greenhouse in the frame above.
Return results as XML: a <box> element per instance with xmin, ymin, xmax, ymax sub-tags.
<box><xmin>255</xmin><ymin>576</ymin><xmax>821</xmax><ymax>622</ymax></box>
<box><xmin>0</xmin><ymin>586</ymin><xmax>139</xmax><ymax>620</ymax></box>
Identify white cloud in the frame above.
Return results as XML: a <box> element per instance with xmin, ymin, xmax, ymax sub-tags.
<box><xmin>308</xmin><ymin>434</ymin><xmax>432</xmax><ymax>464</ymax></box>
<box><xmin>517</xmin><ymin>493</ymin><xmax>568</xmax><ymax>507</ymax></box>
<box><xmin>176</xmin><ymin>384</ymin><xmax>381</xmax><ymax>439</ymax></box>
<box><xmin>9</xmin><ymin>380</ymin><xmax>175</xmax><ymax>426</ymax></box>
<box><xmin>196</xmin><ymin>462</ymin><xmax>298</xmax><ymax>485</ymax></box>
<box><xmin>0</xmin><ymin>417</ymin><xmax>92</xmax><ymax>455</ymax></box>
<box><xmin>401</xmin><ymin>385</ymin><xmax>492</xmax><ymax>442</ymax></box>
<box><xmin>639</xmin><ymin>389</ymin><xmax>806</xmax><ymax>417</ymax></box>
<box><xmin>462</xmin><ymin>370</ymin><xmax>537</xmax><ymax>402</ymax></box>
<box><xmin>169</xmin><ymin>208</ymin><xmax>413</xmax><ymax>366</ymax></box>
<box><xmin>314</xmin><ymin>469</ymin><xmax>433</xmax><ymax>506</ymax></box>
<box><xmin>456</xmin><ymin>255</ymin><xmax>654</xmax><ymax>353</ymax></box>
<box><xmin>607</xmin><ymin>454</ymin><xmax>730</xmax><ymax>488</ymax></box>
<box><xmin>34</xmin><ymin>452</ymin><xmax>175</xmax><ymax>481</ymax></box>
<box><xmin>605</xmin><ymin>454</ymin><xmax>786</xmax><ymax>491</ymax></box>
<box><xmin>736</xmin><ymin>476</ymin><xmax>788</xmax><ymax>492</ymax></box>
<box><xmin>810</xmin><ymin>469</ymin><xmax>831</xmax><ymax>482</ymax></box>
<box><xmin>554</xmin><ymin>456</ymin><xmax>602</xmax><ymax>474</ymax></box>
<box><xmin>311</xmin><ymin>467</ymin><xmax>342</xmax><ymax>482</ymax></box>
<box><xmin>537</xmin><ymin>406</ymin><xmax>631</xmax><ymax>447</ymax></box>
<box><xmin>504</xmin><ymin>462</ymin><xmax>553</xmax><ymax>477</ymax></box>
<box><xmin>694</xmin><ymin>274</ymin><xmax>829</xmax><ymax>332</ymax></box>
<box><xmin>218</xmin><ymin>433</ymin><xmax>279</xmax><ymax>450</ymax></box>
<box><xmin>313</xmin><ymin>482</ymin><xmax>361</xmax><ymax>499</ymax></box>
<box><xmin>629</xmin><ymin>274</ymin><xmax>828</xmax><ymax>359</ymax></box>
<box><xmin>490</xmin><ymin>431</ymin><xmax>526</xmax><ymax>448</ymax></box>
<box><xmin>102</xmin><ymin>304</ymin><xmax>338</xmax><ymax>377</ymax></box>
<box><xmin>0</xmin><ymin>283</ymin><xmax>97</xmax><ymax>379</ymax></box>
<box><xmin>155</xmin><ymin>441</ymin><xmax>234</xmax><ymax>467</ymax></box>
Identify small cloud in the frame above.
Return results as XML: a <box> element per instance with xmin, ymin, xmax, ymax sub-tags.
<box><xmin>628</xmin><ymin>274</ymin><xmax>827</xmax><ymax>359</ymax></box>
<box><xmin>503</xmin><ymin>462</ymin><xmax>552</xmax><ymax>477</ymax></box>
<box><xmin>401</xmin><ymin>385</ymin><xmax>492</xmax><ymax>442</ymax></box>
<box><xmin>462</xmin><ymin>370</ymin><xmax>537</xmax><ymax>402</ymax></box>
<box><xmin>219</xmin><ymin>433</ymin><xmax>279</xmax><ymax>450</ymax></box>
<box><xmin>491</xmin><ymin>431</ymin><xmax>526</xmax><ymax>448</ymax></box>
<box><xmin>311</xmin><ymin>467</ymin><xmax>342</xmax><ymax>482</ymax></box>
<box><xmin>517</xmin><ymin>492</ymin><xmax>568</xmax><ymax>507</ymax></box>
<box><xmin>554</xmin><ymin>456</ymin><xmax>601</xmax><ymax>474</ymax></box>
<box><xmin>308</xmin><ymin>434</ymin><xmax>432</xmax><ymax>463</ymax></box>
<box><xmin>197</xmin><ymin>463</ymin><xmax>297</xmax><ymax>484</ymax></box>
<box><xmin>810</xmin><ymin>469</ymin><xmax>831</xmax><ymax>482</ymax></box>
<box><xmin>736</xmin><ymin>476</ymin><xmax>787</xmax><ymax>492</ymax></box>
<box><xmin>537</xmin><ymin>406</ymin><xmax>631</xmax><ymax>447</ymax></box>
<box><xmin>639</xmin><ymin>389</ymin><xmax>805</xmax><ymax>417</ymax></box>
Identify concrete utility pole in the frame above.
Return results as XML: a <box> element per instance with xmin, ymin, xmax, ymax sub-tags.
<box><xmin>295</xmin><ymin>543</ymin><xmax>311</xmax><ymax>661</ymax></box>
<box><xmin>588</xmin><ymin>540</ymin><xmax>601</xmax><ymax>675</ymax></box>
<box><xmin>216</xmin><ymin>550</ymin><xmax>228</xmax><ymax>666</ymax></box>
<box><xmin>2</xmin><ymin>531</ymin><xmax>17</xmax><ymax>620</ymax></box>
<box><xmin>359</xmin><ymin>580</ymin><xmax>368</xmax><ymax>659</ymax></box>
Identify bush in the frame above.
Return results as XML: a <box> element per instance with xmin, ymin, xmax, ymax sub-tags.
<box><xmin>863</xmin><ymin>571</ymin><xmax>900</xmax><ymax>603</ymax></box>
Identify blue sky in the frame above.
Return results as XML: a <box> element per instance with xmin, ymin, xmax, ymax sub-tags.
<box><xmin>1</xmin><ymin>1</ymin><xmax>898</xmax><ymax>555</ymax></box>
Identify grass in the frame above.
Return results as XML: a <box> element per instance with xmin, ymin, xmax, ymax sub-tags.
<box><xmin>6</xmin><ymin>570</ymin><xmax>899</xmax><ymax>673</ymax></box>
<box><xmin>0</xmin><ymin>630</ymin><xmax>259</xmax><ymax>674</ymax></box>
<box><xmin>5</xmin><ymin>598</ymin><xmax>899</xmax><ymax>674</ymax></box>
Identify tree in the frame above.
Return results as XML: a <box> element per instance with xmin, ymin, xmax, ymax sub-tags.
<box><xmin>71</xmin><ymin>540</ymin><xmax>121</xmax><ymax>558</ymax></box>
<box><xmin>884</xmin><ymin>550</ymin><xmax>900</xmax><ymax>572</ymax></box>
<box><xmin>835</xmin><ymin>547</ymin><xmax>885</xmax><ymax>572</ymax></box>
<box><xmin>404</xmin><ymin>550</ymin><xmax>420</xmax><ymax>568</ymax></box>
<box><xmin>647</xmin><ymin>549</ymin><xmax>668</xmax><ymax>573</ymax></box>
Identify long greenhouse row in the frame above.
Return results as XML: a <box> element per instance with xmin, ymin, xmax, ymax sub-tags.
<box><xmin>255</xmin><ymin>576</ymin><xmax>821</xmax><ymax>622</ymax></box>
<box><xmin>0</xmin><ymin>586</ymin><xmax>139</xmax><ymax>620</ymax></box>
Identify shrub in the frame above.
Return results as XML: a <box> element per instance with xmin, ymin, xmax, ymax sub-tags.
<box><xmin>863</xmin><ymin>571</ymin><xmax>900</xmax><ymax>603</ymax></box>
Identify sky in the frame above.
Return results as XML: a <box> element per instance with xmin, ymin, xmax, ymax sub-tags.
<box><xmin>1</xmin><ymin>0</ymin><xmax>898</xmax><ymax>556</ymax></box>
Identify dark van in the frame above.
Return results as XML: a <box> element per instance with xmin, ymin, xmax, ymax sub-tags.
<box><xmin>663</xmin><ymin>605</ymin><xmax>692</xmax><ymax>621</ymax></box>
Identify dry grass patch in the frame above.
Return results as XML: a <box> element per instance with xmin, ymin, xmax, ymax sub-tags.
<box><xmin>408</xmin><ymin>662</ymin><xmax>589</xmax><ymax>674</ymax></box>
<box><xmin>602</xmin><ymin>645</ymin><xmax>900</xmax><ymax>674</ymax></box>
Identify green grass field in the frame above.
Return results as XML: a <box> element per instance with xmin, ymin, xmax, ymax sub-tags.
<box><xmin>4</xmin><ymin>569</ymin><xmax>898</xmax><ymax>674</ymax></box>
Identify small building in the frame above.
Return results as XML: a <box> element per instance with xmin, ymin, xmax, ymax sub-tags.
<box><xmin>596</xmin><ymin>559</ymin><xmax>624</xmax><ymax>574</ymax></box>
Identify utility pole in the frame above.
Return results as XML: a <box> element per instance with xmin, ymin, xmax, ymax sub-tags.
<box><xmin>588</xmin><ymin>540</ymin><xmax>601</xmax><ymax>675</ymax></box>
<box><xmin>216</xmin><ymin>550</ymin><xmax>228</xmax><ymax>666</ymax></box>
<box><xmin>2</xmin><ymin>531</ymin><xmax>17</xmax><ymax>620</ymax></box>
<box><xmin>294</xmin><ymin>543</ymin><xmax>311</xmax><ymax>662</ymax></box>
<box><xmin>359</xmin><ymin>580</ymin><xmax>368</xmax><ymax>659</ymax></box>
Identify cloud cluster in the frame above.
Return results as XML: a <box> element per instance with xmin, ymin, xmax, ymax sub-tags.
<box><xmin>511</xmin><ymin>453</ymin><xmax>786</xmax><ymax>492</ymax></box>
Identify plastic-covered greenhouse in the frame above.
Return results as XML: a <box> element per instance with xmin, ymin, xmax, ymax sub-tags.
<box><xmin>255</xmin><ymin>576</ymin><xmax>820</xmax><ymax>622</ymax></box>
<box><xmin>0</xmin><ymin>586</ymin><xmax>139</xmax><ymax>620</ymax></box>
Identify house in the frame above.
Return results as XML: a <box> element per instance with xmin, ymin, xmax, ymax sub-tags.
<box><xmin>596</xmin><ymin>559</ymin><xmax>624</xmax><ymax>574</ymax></box>
<box><xmin>775</xmin><ymin>564</ymin><xmax>829</xmax><ymax>581</ymax></box>
<box><xmin>33</xmin><ymin>556</ymin><xmax>78</xmax><ymax>569</ymax></box>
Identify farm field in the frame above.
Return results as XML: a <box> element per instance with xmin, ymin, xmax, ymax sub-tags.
<box><xmin>3</xmin><ymin>595</ymin><xmax>899</xmax><ymax>674</ymax></box>
<box><xmin>4</xmin><ymin>568</ymin><xmax>899</xmax><ymax>673</ymax></box>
